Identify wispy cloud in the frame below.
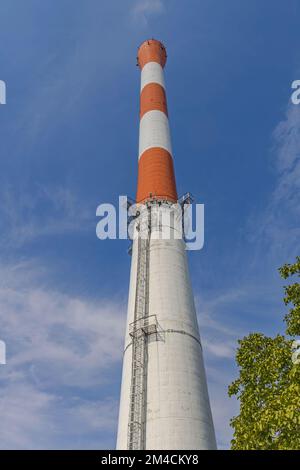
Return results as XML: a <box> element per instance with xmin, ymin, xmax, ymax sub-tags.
<box><xmin>132</xmin><ymin>0</ymin><xmax>165</xmax><ymax>25</ymax></box>
<box><xmin>246</xmin><ymin>101</ymin><xmax>300</xmax><ymax>264</ymax></box>
<box><xmin>195</xmin><ymin>292</ymin><xmax>245</xmax><ymax>448</ymax></box>
<box><xmin>195</xmin><ymin>270</ymin><xmax>287</xmax><ymax>448</ymax></box>
<box><xmin>0</xmin><ymin>184</ymin><xmax>92</xmax><ymax>249</ymax></box>
<box><xmin>0</xmin><ymin>380</ymin><xmax>119</xmax><ymax>449</ymax></box>
<box><xmin>196</xmin><ymin>99</ymin><xmax>300</xmax><ymax>449</ymax></box>
<box><xmin>0</xmin><ymin>260</ymin><xmax>125</xmax><ymax>448</ymax></box>
<box><xmin>196</xmin><ymin>287</ymin><xmax>253</xmax><ymax>360</ymax></box>
<box><xmin>272</xmin><ymin>102</ymin><xmax>300</xmax><ymax>215</ymax></box>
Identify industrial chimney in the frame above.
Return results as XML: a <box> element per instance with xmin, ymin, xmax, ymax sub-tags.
<box><xmin>116</xmin><ymin>39</ymin><xmax>217</xmax><ymax>450</ymax></box>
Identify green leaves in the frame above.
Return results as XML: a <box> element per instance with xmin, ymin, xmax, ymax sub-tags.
<box><xmin>280</xmin><ymin>257</ymin><xmax>300</xmax><ymax>336</ymax></box>
<box><xmin>228</xmin><ymin>257</ymin><xmax>300</xmax><ymax>450</ymax></box>
<box><xmin>279</xmin><ymin>256</ymin><xmax>300</xmax><ymax>279</ymax></box>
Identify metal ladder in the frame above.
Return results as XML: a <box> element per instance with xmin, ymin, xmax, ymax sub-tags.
<box><xmin>127</xmin><ymin>207</ymin><xmax>151</xmax><ymax>450</ymax></box>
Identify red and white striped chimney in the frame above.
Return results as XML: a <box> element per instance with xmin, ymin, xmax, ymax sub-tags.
<box><xmin>136</xmin><ymin>39</ymin><xmax>177</xmax><ymax>203</ymax></box>
<box><xmin>117</xmin><ymin>39</ymin><xmax>217</xmax><ymax>450</ymax></box>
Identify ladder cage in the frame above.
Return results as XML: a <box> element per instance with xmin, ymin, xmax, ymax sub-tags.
<box><xmin>127</xmin><ymin>207</ymin><xmax>152</xmax><ymax>450</ymax></box>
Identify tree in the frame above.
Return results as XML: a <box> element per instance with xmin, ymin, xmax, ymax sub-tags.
<box><xmin>228</xmin><ymin>257</ymin><xmax>300</xmax><ymax>450</ymax></box>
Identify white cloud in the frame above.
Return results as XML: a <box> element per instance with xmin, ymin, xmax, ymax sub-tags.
<box><xmin>195</xmin><ymin>292</ymin><xmax>247</xmax><ymax>448</ymax></box>
<box><xmin>247</xmin><ymin>101</ymin><xmax>300</xmax><ymax>263</ymax></box>
<box><xmin>207</xmin><ymin>378</ymin><xmax>238</xmax><ymax>450</ymax></box>
<box><xmin>194</xmin><ymin>101</ymin><xmax>300</xmax><ymax>448</ymax></box>
<box><xmin>0</xmin><ymin>380</ymin><xmax>119</xmax><ymax>449</ymax></box>
<box><xmin>196</xmin><ymin>289</ymin><xmax>247</xmax><ymax>360</ymax></box>
<box><xmin>0</xmin><ymin>260</ymin><xmax>125</xmax><ymax>448</ymax></box>
<box><xmin>0</xmin><ymin>184</ymin><xmax>92</xmax><ymax>248</ymax></box>
<box><xmin>0</xmin><ymin>382</ymin><xmax>56</xmax><ymax>449</ymax></box>
<box><xmin>273</xmin><ymin>103</ymin><xmax>300</xmax><ymax>172</ymax></box>
<box><xmin>272</xmin><ymin>103</ymin><xmax>300</xmax><ymax>215</ymax></box>
<box><xmin>132</xmin><ymin>0</ymin><xmax>165</xmax><ymax>25</ymax></box>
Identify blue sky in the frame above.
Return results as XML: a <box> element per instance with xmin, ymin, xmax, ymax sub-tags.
<box><xmin>0</xmin><ymin>0</ymin><xmax>299</xmax><ymax>449</ymax></box>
